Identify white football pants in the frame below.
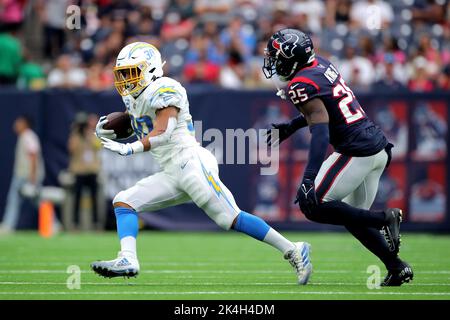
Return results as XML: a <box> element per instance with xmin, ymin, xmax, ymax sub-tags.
<box><xmin>314</xmin><ymin>148</ymin><xmax>389</xmax><ymax>210</ymax></box>
<box><xmin>113</xmin><ymin>146</ymin><xmax>240</xmax><ymax>229</ymax></box>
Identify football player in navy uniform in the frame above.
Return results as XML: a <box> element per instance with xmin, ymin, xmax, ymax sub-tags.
<box><xmin>264</xmin><ymin>29</ymin><xmax>413</xmax><ymax>286</ymax></box>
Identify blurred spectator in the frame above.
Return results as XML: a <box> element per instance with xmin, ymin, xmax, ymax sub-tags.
<box><xmin>415</xmin><ymin>34</ymin><xmax>441</xmax><ymax>76</ymax></box>
<box><xmin>194</xmin><ymin>0</ymin><xmax>232</xmax><ymax>26</ymax></box>
<box><xmin>160</xmin><ymin>10</ymin><xmax>195</xmax><ymax>42</ymax></box>
<box><xmin>411</xmin><ymin>0</ymin><xmax>447</xmax><ymax>24</ymax></box>
<box><xmin>373</xmin><ymin>53</ymin><xmax>407</xmax><ymax>91</ymax></box>
<box><xmin>220</xmin><ymin>46</ymin><xmax>245</xmax><ymax>89</ymax></box>
<box><xmin>0</xmin><ymin>0</ymin><xmax>27</xmax><ymax>31</ymax></box>
<box><xmin>68</xmin><ymin>112</ymin><xmax>102</xmax><ymax>230</ymax></box>
<box><xmin>408</xmin><ymin>56</ymin><xmax>436</xmax><ymax>92</ymax></box>
<box><xmin>186</xmin><ymin>26</ymin><xmax>226</xmax><ymax>66</ymax></box>
<box><xmin>376</xmin><ymin>36</ymin><xmax>407</xmax><ymax>64</ymax></box>
<box><xmin>48</xmin><ymin>54</ymin><xmax>87</xmax><ymax>88</ymax></box>
<box><xmin>168</xmin><ymin>0</ymin><xmax>195</xmax><ymax>20</ymax></box>
<box><xmin>38</xmin><ymin>0</ymin><xmax>72</xmax><ymax>59</ymax></box>
<box><xmin>0</xmin><ymin>28</ymin><xmax>22</xmax><ymax>85</ymax></box>
<box><xmin>17</xmin><ymin>50</ymin><xmax>46</xmax><ymax>90</ymax></box>
<box><xmin>85</xmin><ymin>62</ymin><xmax>114</xmax><ymax>91</ymax></box>
<box><xmin>339</xmin><ymin>44</ymin><xmax>375</xmax><ymax>91</ymax></box>
<box><xmin>0</xmin><ymin>115</ymin><xmax>45</xmax><ymax>234</ymax></box>
<box><xmin>325</xmin><ymin>0</ymin><xmax>352</xmax><ymax>27</ymax></box>
<box><xmin>291</xmin><ymin>0</ymin><xmax>325</xmax><ymax>34</ymax></box>
<box><xmin>219</xmin><ymin>15</ymin><xmax>256</xmax><ymax>64</ymax></box>
<box><xmin>183</xmin><ymin>44</ymin><xmax>220</xmax><ymax>84</ymax></box>
<box><xmin>350</xmin><ymin>0</ymin><xmax>393</xmax><ymax>30</ymax></box>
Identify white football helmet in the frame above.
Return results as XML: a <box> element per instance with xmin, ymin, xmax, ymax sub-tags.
<box><xmin>113</xmin><ymin>42</ymin><xmax>165</xmax><ymax>97</ymax></box>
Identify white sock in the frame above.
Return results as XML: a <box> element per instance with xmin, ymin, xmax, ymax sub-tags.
<box><xmin>120</xmin><ymin>236</ymin><xmax>137</xmax><ymax>258</ymax></box>
<box><xmin>263</xmin><ymin>228</ymin><xmax>295</xmax><ymax>255</ymax></box>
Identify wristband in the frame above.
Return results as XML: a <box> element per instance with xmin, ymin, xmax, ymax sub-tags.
<box><xmin>130</xmin><ymin>141</ymin><xmax>144</xmax><ymax>154</ymax></box>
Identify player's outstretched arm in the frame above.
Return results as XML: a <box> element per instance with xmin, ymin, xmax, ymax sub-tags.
<box><xmin>100</xmin><ymin>106</ymin><xmax>179</xmax><ymax>156</ymax></box>
<box><xmin>295</xmin><ymin>98</ymin><xmax>330</xmax><ymax>214</ymax></box>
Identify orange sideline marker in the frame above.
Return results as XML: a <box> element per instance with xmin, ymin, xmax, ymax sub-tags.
<box><xmin>38</xmin><ymin>201</ymin><xmax>54</xmax><ymax>238</ymax></box>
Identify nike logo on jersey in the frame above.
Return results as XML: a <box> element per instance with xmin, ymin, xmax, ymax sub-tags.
<box><xmin>291</xmin><ymin>83</ymin><xmax>300</xmax><ymax>89</ymax></box>
<box><xmin>181</xmin><ymin>159</ymin><xmax>190</xmax><ymax>169</ymax></box>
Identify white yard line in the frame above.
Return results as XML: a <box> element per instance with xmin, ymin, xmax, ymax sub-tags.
<box><xmin>0</xmin><ymin>269</ymin><xmax>450</xmax><ymax>274</ymax></box>
<box><xmin>0</xmin><ymin>291</ymin><xmax>449</xmax><ymax>296</ymax></box>
<box><xmin>1</xmin><ymin>281</ymin><xmax>450</xmax><ymax>287</ymax></box>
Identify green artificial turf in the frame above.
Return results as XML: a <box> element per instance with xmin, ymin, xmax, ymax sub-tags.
<box><xmin>0</xmin><ymin>231</ymin><xmax>449</xmax><ymax>300</ymax></box>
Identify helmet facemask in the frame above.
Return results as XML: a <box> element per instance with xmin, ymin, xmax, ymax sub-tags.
<box><xmin>262</xmin><ymin>48</ymin><xmax>277</xmax><ymax>79</ymax></box>
<box><xmin>113</xmin><ymin>62</ymin><xmax>149</xmax><ymax>97</ymax></box>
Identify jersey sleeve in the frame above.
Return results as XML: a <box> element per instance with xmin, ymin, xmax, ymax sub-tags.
<box><xmin>147</xmin><ymin>78</ymin><xmax>186</xmax><ymax>110</ymax></box>
<box><xmin>287</xmin><ymin>77</ymin><xmax>321</xmax><ymax>107</ymax></box>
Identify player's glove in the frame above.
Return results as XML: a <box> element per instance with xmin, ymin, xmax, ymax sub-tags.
<box><xmin>101</xmin><ymin>137</ymin><xmax>133</xmax><ymax>156</ymax></box>
<box><xmin>295</xmin><ymin>178</ymin><xmax>318</xmax><ymax>215</ymax></box>
<box><xmin>266</xmin><ymin>122</ymin><xmax>295</xmax><ymax>147</ymax></box>
<box><xmin>95</xmin><ymin>116</ymin><xmax>116</xmax><ymax>140</ymax></box>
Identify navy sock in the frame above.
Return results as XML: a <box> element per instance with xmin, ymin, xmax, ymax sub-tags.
<box><xmin>307</xmin><ymin>201</ymin><xmax>387</xmax><ymax>229</ymax></box>
<box><xmin>345</xmin><ymin>224</ymin><xmax>402</xmax><ymax>270</ymax></box>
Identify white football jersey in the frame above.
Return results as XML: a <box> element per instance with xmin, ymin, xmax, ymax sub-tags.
<box><xmin>122</xmin><ymin>77</ymin><xmax>199</xmax><ymax>166</ymax></box>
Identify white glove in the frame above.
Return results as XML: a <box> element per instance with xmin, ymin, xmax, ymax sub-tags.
<box><xmin>101</xmin><ymin>137</ymin><xmax>133</xmax><ymax>156</ymax></box>
<box><xmin>95</xmin><ymin>116</ymin><xmax>116</xmax><ymax>140</ymax></box>
<box><xmin>276</xmin><ymin>88</ymin><xmax>287</xmax><ymax>100</ymax></box>
<box><xmin>101</xmin><ymin>137</ymin><xmax>144</xmax><ymax>156</ymax></box>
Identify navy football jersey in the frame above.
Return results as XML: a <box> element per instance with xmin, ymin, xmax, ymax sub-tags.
<box><xmin>286</xmin><ymin>55</ymin><xmax>388</xmax><ymax>157</ymax></box>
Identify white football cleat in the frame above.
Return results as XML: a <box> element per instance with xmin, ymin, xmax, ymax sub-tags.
<box><xmin>284</xmin><ymin>242</ymin><xmax>312</xmax><ymax>285</ymax></box>
<box><xmin>91</xmin><ymin>251</ymin><xmax>140</xmax><ymax>278</ymax></box>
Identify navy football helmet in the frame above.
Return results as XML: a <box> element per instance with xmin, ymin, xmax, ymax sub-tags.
<box><xmin>263</xmin><ymin>28</ymin><xmax>315</xmax><ymax>81</ymax></box>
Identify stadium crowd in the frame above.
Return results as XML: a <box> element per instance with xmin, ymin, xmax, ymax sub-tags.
<box><xmin>0</xmin><ymin>0</ymin><xmax>449</xmax><ymax>92</ymax></box>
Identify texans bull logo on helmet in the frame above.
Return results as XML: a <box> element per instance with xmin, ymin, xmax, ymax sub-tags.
<box><xmin>272</xmin><ymin>33</ymin><xmax>300</xmax><ymax>59</ymax></box>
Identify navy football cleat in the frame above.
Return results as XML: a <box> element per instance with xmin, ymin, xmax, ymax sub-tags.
<box><xmin>381</xmin><ymin>261</ymin><xmax>414</xmax><ymax>286</ymax></box>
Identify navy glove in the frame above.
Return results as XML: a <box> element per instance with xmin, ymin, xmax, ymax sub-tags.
<box><xmin>295</xmin><ymin>178</ymin><xmax>318</xmax><ymax>215</ymax></box>
<box><xmin>266</xmin><ymin>122</ymin><xmax>295</xmax><ymax>147</ymax></box>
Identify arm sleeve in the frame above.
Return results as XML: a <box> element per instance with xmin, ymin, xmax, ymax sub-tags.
<box><xmin>304</xmin><ymin>123</ymin><xmax>329</xmax><ymax>180</ymax></box>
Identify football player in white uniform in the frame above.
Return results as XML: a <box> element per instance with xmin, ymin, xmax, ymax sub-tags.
<box><xmin>91</xmin><ymin>42</ymin><xmax>312</xmax><ymax>285</ymax></box>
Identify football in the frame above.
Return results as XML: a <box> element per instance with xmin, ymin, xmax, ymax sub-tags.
<box><xmin>103</xmin><ymin>112</ymin><xmax>133</xmax><ymax>140</ymax></box>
